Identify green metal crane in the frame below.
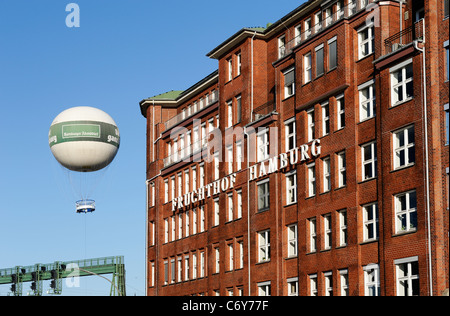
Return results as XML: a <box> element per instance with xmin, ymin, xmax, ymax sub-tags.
<box><xmin>0</xmin><ymin>256</ymin><xmax>126</xmax><ymax>296</ymax></box>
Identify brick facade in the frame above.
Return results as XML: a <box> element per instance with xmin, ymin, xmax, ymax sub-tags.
<box><xmin>140</xmin><ymin>0</ymin><xmax>449</xmax><ymax>296</ymax></box>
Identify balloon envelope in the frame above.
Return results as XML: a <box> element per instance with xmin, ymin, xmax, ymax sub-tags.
<box><xmin>49</xmin><ymin>106</ymin><xmax>120</xmax><ymax>172</ymax></box>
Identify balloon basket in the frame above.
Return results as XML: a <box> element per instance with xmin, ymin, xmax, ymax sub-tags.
<box><xmin>76</xmin><ymin>199</ymin><xmax>96</xmax><ymax>214</ymax></box>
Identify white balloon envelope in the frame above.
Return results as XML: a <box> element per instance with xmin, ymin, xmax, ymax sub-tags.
<box><xmin>49</xmin><ymin>106</ymin><xmax>120</xmax><ymax>172</ymax></box>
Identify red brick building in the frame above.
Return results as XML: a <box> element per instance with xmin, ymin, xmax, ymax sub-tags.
<box><xmin>139</xmin><ymin>0</ymin><xmax>449</xmax><ymax>296</ymax></box>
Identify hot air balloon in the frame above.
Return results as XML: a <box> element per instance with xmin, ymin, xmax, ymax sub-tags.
<box><xmin>49</xmin><ymin>106</ymin><xmax>120</xmax><ymax>213</ymax></box>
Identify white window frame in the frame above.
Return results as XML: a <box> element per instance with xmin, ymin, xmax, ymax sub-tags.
<box><xmin>236</xmin><ymin>189</ymin><xmax>243</xmax><ymax>219</ymax></box>
<box><xmin>364</xmin><ymin>264</ymin><xmax>380</xmax><ymax>296</ymax></box>
<box><xmin>309</xmin><ymin>217</ymin><xmax>317</xmax><ymax>253</ymax></box>
<box><xmin>257</xmin><ymin>128</ymin><xmax>270</xmax><ymax>162</ymax></box>
<box><xmin>359</xmin><ymin>79</ymin><xmax>376</xmax><ymax>121</ymax></box>
<box><xmin>164</xmin><ymin>179</ymin><xmax>169</xmax><ymax>203</ymax></box>
<box><xmin>258</xmin><ymin>229</ymin><xmax>270</xmax><ymax>262</ymax></box>
<box><xmin>307</xmin><ymin>162</ymin><xmax>316</xmax><ymax>197</ymax></box>
<box><xmin>307</xmin><ymin>108</ymin><xmax>315</xmax><ymax>142</ymax></box>
<box><xmin>286</xmin><ymin>170</ymin><xmax>297</xmax><ymax>205</ymax></box>
<box><xmin>324</xmin><ymin>271</ymin><xmax>333</xmax><ymax>296</ymax></box>
<box><xmin>309</xmin><ymin>274</ymin><xmax>318</xmax><ymax>296</ymax></box>
<box><xmin>257</xmin><ymin>178</ymin><xmax>270</xmax><ymax>211</ymax></box>
<box><xmin>339</xmin><ymin>269</ymin><xmax>349</xmax><ymax>296</ymax></box>
<box><xmin>284</xmin><ymin>67</ymin><xmax>295</xmax><ymax>98</ymax></box>
<box><xmin>236</xmin><ymin>141</ymin><xmax>243</xmax><ymax>171</ymax></box>
<box><xmin>362</xmin><ymin>141</ymin><xmax>377</xmax><ymax>180</ymax></box>
<box><xmin>323</xmin><ymin>214</ymin><xmax>332</xmax><ymax>250</ymax></box>
<box><xmin>395</xmin><ymin>256</ymin><xmax>419</xmax><ymax>296</ymax></box>
<box><xmin>328</xmin><ymin>36</ymin><xmax>338</xmax><ymax>70</ymax></box>
<box><xmin>304</xmin><ymin>52</ymin><xmax>312</xmax><ymax>83</ymax></box>
<box><xmin>227</xmin><ymin>57</ymin><xmax>233</xmax><ymax>81</ymax></box>
<box><xmin>357</xmin><ymin>22</ymin><xmax>374</xmax><ymax>59</ymax></box>
<box><xmin>287</xmin><ymin>277</ymin><xmax>299</xmax><ymax>296</ymax></box>
<box><xmin>323</xmin><ymin>157</ymin><xmax>331</xmax><ymax>193</ymax></box>
<box><xmin>227</xmin><ymin>192</ymin><xmax>234</xmax><ymax>222</ymax></box>
<box><xmin>278</xmin><ymin>35</ymin><xmax>286</xmax><ymax>58</ymax></box>
<box><xmin>227</xmin><ymin>100</ymin><xmax>233</xmax><ymax>128</ymax></box>
<box><xmin>390</xmin><ymin>58</ymin><xmax>414</xmax><ymax>106</ymax></box>
<box><xmin>395</xmin><ymin>190</ymin><xmax>417</xmax><ymax>233</ymax></box>
<box><xmin>285</xmin><ymin>117</ymin><xmax>296</xmax><ymax>152</ymax></box>
<box><xmin>287</xmin><ymin>224</ymin><xmax>298</xmax><ymax>257</ymax></box>
<box><xmin>336</xmin><ymin>93</ymin><xmax>345</xmax><ymax>130</ymax></box>
<box><xmin>337</xmin><ymin>151</ymin><xmax>346</xmax><ymax>188</ymax></box>
<box><xmin>393</xmin><ymin>125</ymin><xmax>415</xmax><ymax>169</ymax></box>
<box><xmin>315</xmin><ymin>43</ymin><xmax>325</xmax><ymax>77</ymax></box>
<box><xmin>338</xmin><ymin>209</ymin><xmax>347</xmax><ymax>247</ymax></box>
<box><xmin>227</xmin><ymin>146</ymin><xmax>234</xmax><ymax>175</ymax></box>
<box><xmin>322</xmin><ymin>102</ymin><xmax>330</xmax><ymax>136</ymax></box>
<box><xmin>363</xmin><ymin>202</ymin><xmax>379</xmax><ymax>241</ymax></box>
<box><xmin>258</xmin><ymin>281</ymin><xmax>271</xmax><ymax>296</ymax></box>
<box><xmin>214</xmin><ymin>198</ymin><xmax>220</xmax><ymax>227</ymax></box>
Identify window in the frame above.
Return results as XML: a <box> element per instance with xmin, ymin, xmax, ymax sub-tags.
<box><xmin>258</xmin><ymin>281</ymin><xmax>271</xmax><ymax>296</ymax></box>
<box><xmin>358</xmin><ymin>22</ymin><xmax>374</xmax><ymax>59</ymax></box>
<box><xmin>164</xmin><ymin>218</ymin><xmax>169</xmax><ymax>243</ymax></box>
<box><xmin>236</xmin><ymin>141</ymin><xmax>243</xmax><ymax>171</ymax></box>
<box><xmin>171</xmin><ymin>216</ymin><xmax>176</xmax><ymax>241</ymax></box>
<box><xmin>338</xmin><ymin>210</ymin><xmax>347</xmax><ymax>247</ymax></box>
<box><xmin>307</xmin><ymin>163</ymin><xmax>316</xmax><ymax>197</ymax></box>
<box><xmin>323</xmin><ymin>214</ymin><xmax>332</xmax><ymax>250</ymax></box>
<box><xmin>287</xmin><ymin>224</ymin><xmax>298</xmax><ymax>257</ymax></box>
<box><xmin>339</xmin><ymin>269</ymin><xmax>349</xmax><ymax>296</ymax></box>
<box><xmin>362</xmin><ymin>142</ymin><xmax>377</xmax><ymax>180</ymax></box>
<box><xmin>284</xmin><ymin>67</ymin><xmax>295</xmax><ymax>98</ymax></box>
<box><xmin>445</xmin><ymin>104</ymin><xmax>449</xmax><ymax>145</ymax></box>
<box><xmin>178</xmin><ymin>213</ymin><xmax>183</xmax><ymax>239</ymax></box>
<box><xmin>364</xmin><ymin>264</ymin><xmax>380</xmax><ymax>296</ymax></box>
<box><xmin>304</xmin><ymin>18</ymin><xmax>312</xmax><ymax>39</ymax></box>
<box><xmin>395</xmin><ymin>257</ymin><xmax>419</xmax><ymax>296</ymax></box>
<box><xmin>184</xmin><ymin>169</ymin><xmax>189</xmax><ymax>194</ymax></box>
<box><xmin>214</xmin><ymin>198</ymin><xmax>220</xmax><ymax>227</ymax></box>
<box><xmin>307</xmin><ymin>109</ymin><xmax>315</xmax><ymax>141</ymax></box>
<box><xmin>227</xmin><ymin>243</ymin><xmax>234</xmax><ymax>271</ymax></box>
<box><xmin>315</xmin><ymin>44</ymin><xmax>324</xmax><ymax>77</ymax></box>
<box><xmin>363</xmin><ymin>203</ymin><xmax>379</xmax><ymax>241</ymax></box>
<box><xmin>236</xmin><ymin>52</ymin><xmax>242</xmax><ymax>76</ymax></box>
<box><xmin>336</xmin><ymin>93</ymin><xmax>345</xmax><ymax>129</ymax></box>
<box><xmin>236</xmin><ymin>190</ymin><xmax>243</xmax><ymax>219</ymax></box>
<box><xmin>171</xmin><ymin>176</ymin><xmax>175</xmax><ymax>201</ymax></box>
<box><xmin>227</xmin><ymin>57</ymin><xmax>233</xmax><ymax>81</ymax></box>
<box><xmin>286</xmin><ymin>170</ymin><xmax>297</xmax><ymax>205</ymax></box>
<box><xmin>395</xmin><ymin>190</ymin><xmax>417</xmax><ymax>233</ymax></box>
<box><xmin>324</xmin><ymin>272</ymin><xmax>333</xmax><ymax>296</ymax></box>
<box><xmin>337</xmin><ymin>151</ymin><xmax>347</xmax><ymax>188</ymax></box>
<box><xmin>214</xmin><ymin>151</ymin><xmax>219</xmax><ymax>180</ymax></box>
<box><xmin>309</xmin><ymin>217</ymin><xmax>317</xmax><ymax>252</ymax></box>
<box><xmin>200</xmin><ymin>206</ymin><xmax>205</xmax><ymax>232</ymax></box>
<box><xmin>214</xmin><ymin>247</ymin><xmax>220</xmax><ymax>273</ymax></box>
<box><xmin>192</xmin><ymin>252</ymin><xmax>197</xmax><ymax>279</ymax></box>
<box><xmin>391</xmin><ymin>59</ymin><xmax>414</xmax><ymax>106</ymax></box>
<box><xmin>177</xmin><ymin>257</ymin><xmax>182</xmax><ymax>283</ymax></box>
<box><xmin>393</xmin><ymin>125</ymin><xmax>415</xmax><ymax>169</ymax></box>
<box><xmin>295</xmin><ymin>24</ymin><xmax>302</xmax><ymax>45</ymax></box>
<box><xmin>184</xmin><ymin>254</ymin><xmax>190</xmax><ymax>281</ymax></box>
<box><xmin>199</xmin><ymin>163</ymin><xmax>205</xmax><ymax>187</ymax></box>
<box><xmin>170</xmin><ymin>258</ymin><xmax>175</xmax><ymax>284</ymax></box>
<box><xmin>227</xmin><ymin>145</ymin><xmax>233</xmax><ymax>174</ymax></box>
<box><xmin>227</xmin><ymin>193</ymin><xmax>233</xmax><ymax>222</ymax></box>
<box><xmin>164</xmin><ymin>260</ymin><xmax>168</xmax><ymax>285</ymax></box>
<box><xmin>322</xmin><ymin>102</ymin><xmax>330</xmax><ymax>136</ymax></box>
<box><xmin>285</xmin><ymin>117</ymin><xmax>296</xmax><ymax>151</ymax></box>
<box><xmin>192</xmin><ymin>208</ymin><xmax>197</xmax><ymax>235</ymax></box>
<box><xmin>257</xmin><ymin>178</ymin><xmax>270</xmax><ymax>211</ymax></box>
<box><xmin>315</xmin><ymin>11</ymin><xmax>323</xmax><ymax>33</ymax></box>
<box><xmin>325</xmin><ymin>7</ymin><xmax>332</xmax><ymax>27</ymax></box>
<box><xmin>359</xmin><ymin>80</ymin><xmax>376</xmax><ymax>121</ymax></box>
<box><xmin>177</xmin><ymin>172</ymin><xmax>182</xmax><ymax>197</ymax></box>
<box><xmin>309</xmin><ymin>274</ymin><xmax>318</xmax><ymax>296</ymax></box>
<box><xmin>200</xmin><ymin>250</ymin><xmax>205</xmax><ymax>278</ymax></box>
<box><xmin>227</xmin><ymin>100</ymin><xmax>233</xmax><ymax>128</ymax></box>
<box><xmin>258</xmin><ymin>230</ymin><xmax>270</xmax><ymax>262</ymax></box>
<box><xmin>236</xmin><ymin>95</ymin><xmax>242</xmax><ymax>124</ymax></box>
<box><xmin>238</xmin><ymin>240</ymin><xmax>244</xmax><ymax>269</ymax></box>
<box><xmin>278</xmin><ymin>35</ymin><xmax>286</xmax><ymax>58</ymax></box>
<box><xmin>304</xmin><ymin>53</ymin><xmax>312</xmax><ymax>83</ymax></box>
<box><xmin>164</xmin><ymin>179</ymin><xmax>169</xmax><ymax>203</ymax></box>
<box><xmin>328</xmin><ymin>36</ymin><xmax>337</xmax><ymax>70</ymax></box>
<box><xmin>323</xmin><ymin>157</ymin><xmax>331</xmax><ymax>192</ymax></box>
<box><xmin>257</xmin><ymin>128</ymin><xmax>269</xmax><ymax>162</ymax></box>
<box><xmin>445</xmin><ymin>40</ymin><xmax>449</xmax><ymax>81</ymax></box>
<box><xmin>287</xmin><ymin>278</ymin><xmax>298</xmax><ymax>296</ymax></box>
<box><xmin>192</xmin><ymin>166</ymin><xmax>197</xmax><ymax>190</ymax></box>
<box><xmin>185</xmin><ymin>210</ymin><xmax>190</xmax><ymax>237</ymax></box>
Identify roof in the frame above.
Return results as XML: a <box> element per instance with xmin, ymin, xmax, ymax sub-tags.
<box><xmin>146</xmin><ymin>90</ymin><xmax>184</xmax><ymax>101</ymax></box>
<box><xmin>206</xmin><ymin>0</ymin><xmax>317</xmax><ymax>59</ymax></box>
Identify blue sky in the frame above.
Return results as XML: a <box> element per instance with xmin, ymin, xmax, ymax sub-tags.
<box><xmin>0</xmin><ymin>0</ymin><xmax>303</xmax><ymax>296</ymax></box>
